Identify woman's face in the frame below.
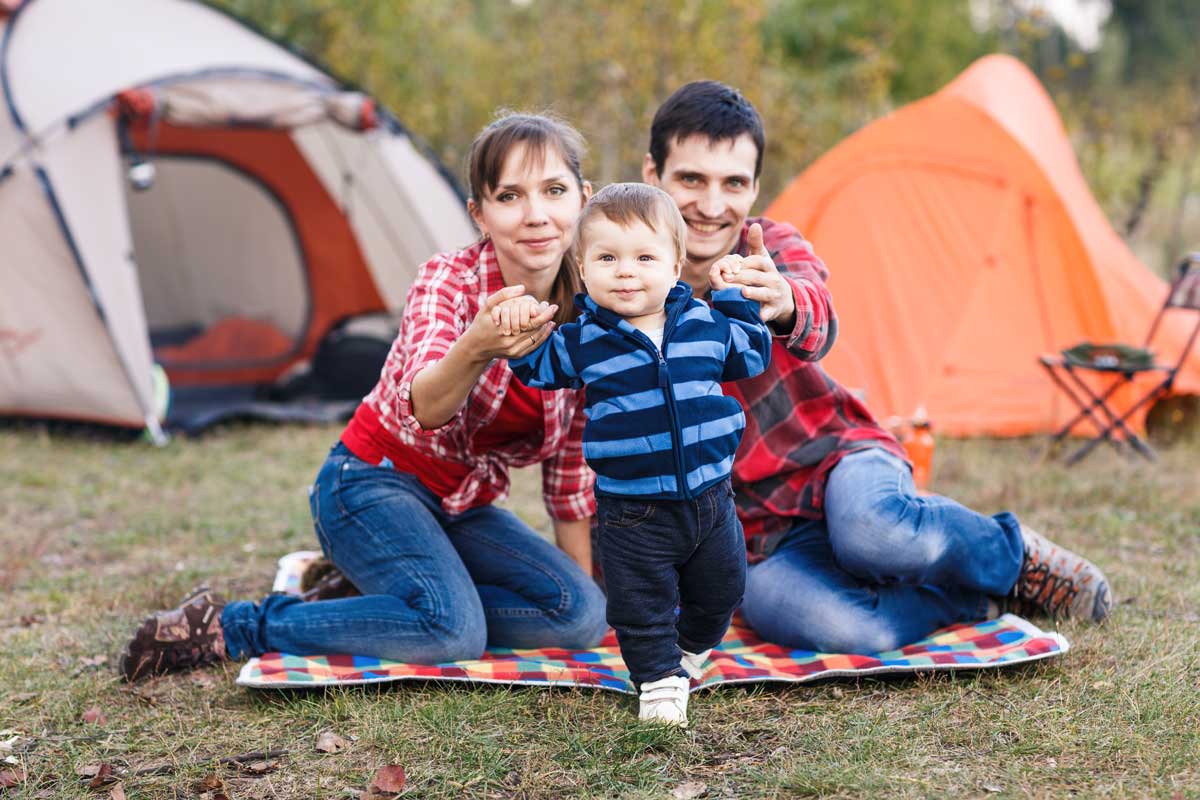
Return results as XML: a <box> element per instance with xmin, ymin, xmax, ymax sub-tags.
<box><xmin>469</xmin><ymin>143</ymin><xmax>587</xmax><ymax>282</ymax></box>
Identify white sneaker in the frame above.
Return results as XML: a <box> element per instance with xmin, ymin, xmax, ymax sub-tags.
<box><xmin>679</xmin><ymin>648</ymin><xmax>712</xmax><ymax>680</ymax></box>
<box><xmin>638</xmin><ymin>675</ymin><xmax>690</xmax><ymax>727</ymax></box>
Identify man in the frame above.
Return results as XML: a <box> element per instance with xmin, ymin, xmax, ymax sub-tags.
<box><xmin>643</xmin><ymin>81</ymin><xmax>1112</xmax><ymax>654</ymax></box>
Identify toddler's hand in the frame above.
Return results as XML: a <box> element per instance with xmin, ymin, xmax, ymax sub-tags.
<box><xmin>711</xmin><ymin>255</ymin><xmax>744</xmax><ymax>290</ymax></box>
<box><xmin>491</xmin><ymin>295</ymin><xmax>552</xmax><ymax>335</ymax></box>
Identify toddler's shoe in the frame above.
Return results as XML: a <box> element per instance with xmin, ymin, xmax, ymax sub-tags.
<box><xmin>638</xmin><ymin>675</ymin><xmax>690</xmax><ymax>727</ymax></box>
<box><xmin>679</xmin><ymin>648</ymin><xmax>712</xmax><ymax>680</ymax></box>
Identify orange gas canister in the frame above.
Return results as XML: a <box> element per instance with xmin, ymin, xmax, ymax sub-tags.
<box><xmin>905</xmin><ymin>407</ymin><xmax>935</xmax><ymax>490</ymax></box>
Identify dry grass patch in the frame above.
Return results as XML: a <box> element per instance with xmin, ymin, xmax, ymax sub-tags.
<box><xmin>1</xmin><ymin>422</ymin><xmax>1197</xmax><ymax>798</ymax></box>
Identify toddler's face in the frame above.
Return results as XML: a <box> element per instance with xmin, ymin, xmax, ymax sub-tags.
<box><xmin>578</xmin><ymin>216</ymin><xmax>681</xmax><ymax>330</ymax></box>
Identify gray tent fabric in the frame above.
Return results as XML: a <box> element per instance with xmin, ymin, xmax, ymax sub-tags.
<box><xmin>0</xmin><ymin>0</ymin><xmax>475</xmax><ymax>437</ymax></box>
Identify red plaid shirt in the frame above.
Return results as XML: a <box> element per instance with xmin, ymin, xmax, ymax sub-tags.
<box><xmin>357</xmin><ymin>240</ymin><xmax>594</xmax><ymax>521</ymax></box>
<box><xmin>723</xmin><ymin>217</ymin><xmax>908</xmax><ymax>560</ymax></box>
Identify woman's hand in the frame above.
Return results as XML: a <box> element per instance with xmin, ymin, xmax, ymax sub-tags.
<box><xmin>410</xmin><ymin>285</ymin><xmax>557</xmax><ymax>429</ymax></box>
<box><xmin>464</xmin><ymin>284</ymin><xmax>559</xmax><ymax>362</ymax></box>
<box><xmin>492</xmin><ymin>295</ymin><xmax>552</xmax><ymax>336</ymax></box>
<box><xmin>553</xmin><ymin>517</ymin><xmax>593</xmax><ymax>576</ymax></box>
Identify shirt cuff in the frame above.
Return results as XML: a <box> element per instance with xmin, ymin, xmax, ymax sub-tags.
<box><xmin>395</xmin><ymin>377</ymin><xmax>459</xmax><ymax>436</ymax></box>
<box><xmin>546</xmin><ymin>491</ymin><xmax>597</xmax><ymax>522</ymax></box>
<box><xmin>777</xmin><ymin>276</ymin><xmax>813</xmax><ymax>347</ymax></box>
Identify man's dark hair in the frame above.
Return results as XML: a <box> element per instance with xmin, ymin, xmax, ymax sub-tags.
<box><xmin>648</xmin><ymin>80</ymin><xmax>765</xmax><ymax>178</ymax></box>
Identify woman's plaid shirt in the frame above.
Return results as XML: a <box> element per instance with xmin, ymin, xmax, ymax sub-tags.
<box><xmin>724</xmin><ymin>218</ymin><xmax>909</xmax><ymax>561</ymax></box>
<box><xmin>362</xmin><ymin>240</ymin><xmax>594</xmax><ymax>521</ymax></box>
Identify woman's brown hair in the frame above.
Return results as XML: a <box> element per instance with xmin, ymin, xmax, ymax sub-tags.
<box><xmin>466</xmin><ymin>112</ymin><xmax>587</xmax><ymax>325</ymax></box>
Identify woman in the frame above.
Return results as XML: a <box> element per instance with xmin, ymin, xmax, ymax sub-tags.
<box><xmin>119</xmin><ymin>114</ymin><xmax>608</xmax><ymax>681</ymax></box>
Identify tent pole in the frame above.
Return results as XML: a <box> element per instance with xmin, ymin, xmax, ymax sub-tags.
<box><xmin>144</xmin><ymin>415</ymin><xmax>169</xmax><ymax>447</ymax></box>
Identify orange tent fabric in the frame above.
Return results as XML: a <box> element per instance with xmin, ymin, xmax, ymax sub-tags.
<box><xmin>766</xmin><ymin>54</ymin><xmax>1200</xmax><ymax>436</ymax></box>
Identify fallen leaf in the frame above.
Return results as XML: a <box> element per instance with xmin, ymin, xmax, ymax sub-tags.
<box><xmin>367</xmin><ymin>764</ymin><xmax>406</xmax><ymax>795</ymax></box>
<box><xmin>0</xmin><ymin>768</ymin><xmax>24</xmax><ymax>788</ymax></box>
<box><xmin>81</xmin><ymin>707</ymin><xmax>108</xmax><ymax>726</ymax></box>
<box><xmin>0</xmin><ymin>735</ymin><xmax>20</xmax><ymax>752</ymax></box>
<box><xmin>196</xmin><ymin>773</ymin><xmax>225</xmax><ymax>792</ymax></box>
<box><xmin>982</xmin><ymin>784</ymin><xmax>1003</xmax><ymax>793</ymax></box>
<box><xmin>79</xmin><ymin>654</ymin><xmax>108</xmax><ymax>667</ymax></box>
<box><xmin>18</xmin><ymin>614</ymin><xmax>42</xmax><ymax>627</ymax></box>
<box><xmin>108</xmin><ymin>781</ymin><xmax>126</xmax><ymax>800</ymax></box>
<box><xmin>76</xmin><ymin>764</ymin><xmax>104</xmax><ymax>778</ymax></box>
<box><xmin>88</xmin><ymin>763</ymin><xmax>117</xmax><ymax>789</ymax></box>
<box><xmin>238</xmin><ymin>759</ymin><xmax>278</xmax><ymax>775</ymax></box>
<box><xmin>671</xmin><ymin>780</ymin><xmax>708</xmax><ymax>799</ymax></box>
<box><xmin>316</xmin><ymin>730</ymin><xmax>349</xmax><ymax>754</ymax></box>
<box><xmin>5</xmin><ymin>694</ymin><xmax>35</xmax><ymax>705</ymax></box>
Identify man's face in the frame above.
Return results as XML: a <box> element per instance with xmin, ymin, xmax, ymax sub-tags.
<box><xmin>643</xmin><ymin>133</ymin><xmax>760</xmax><ymax>280</ymax></box>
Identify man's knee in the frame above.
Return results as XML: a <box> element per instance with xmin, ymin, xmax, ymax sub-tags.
<box><xmin>799</xmin><ymin>615</ymin><xmax>906</xmax><ymax>655</ymax></box>
<box><xmin>826</xmin><ymin>495</ymin><xmax>944</xmax><ymax>581</ymax></box>
<box><xmin>742</xmin><ymin>562</ymin><xmax>906</xmax><ymax>655</ymax></box>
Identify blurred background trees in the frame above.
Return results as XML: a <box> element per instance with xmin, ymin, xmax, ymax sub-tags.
<box><xmin>212</xmin><ymin>0</ymin><xmax>1199</xmax><ymax>276</ymax></box>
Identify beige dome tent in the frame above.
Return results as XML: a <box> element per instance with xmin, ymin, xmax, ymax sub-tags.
<box><xmin>0</xmin><ymin>0</ymin><xmax>474</xmax><ymax>439</ymax></box>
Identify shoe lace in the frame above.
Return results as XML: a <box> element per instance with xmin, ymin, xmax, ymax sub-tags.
<box><xmin>1013</xmin><ymin>558</ymin><xmax>1079</xmax><ymax>618</ymax></box>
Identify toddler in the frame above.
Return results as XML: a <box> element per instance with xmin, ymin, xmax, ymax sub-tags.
<box><xmin>498</xmin><ymin>182</ymin><xmax>770</xmax><ymax>727</ymax></box>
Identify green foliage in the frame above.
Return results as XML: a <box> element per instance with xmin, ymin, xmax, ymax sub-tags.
<box><xmin>1108</xmin><ymin>0</ymin><xmax>1200</xmax><ymax>85</ymax></box>
<box><xmin>207</xmin><ymin>0</ymin><xmax>1200</xmax><ymax>270</ymax></box>
<box><xmin>765</xmin><ymin>0</ymin><xmax>996</xmax><ymax>103</ymax></box>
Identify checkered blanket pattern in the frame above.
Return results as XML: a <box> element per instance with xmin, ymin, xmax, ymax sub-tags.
<box><xmin>237</xmin><ymin>552</ymin><xmax>1069</xmax><ymax>692</ymax></box>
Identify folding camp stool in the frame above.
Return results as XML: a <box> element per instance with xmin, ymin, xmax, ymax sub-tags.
<box><xmin>1040</xmin><ymin>253</ymin><xmax>1200</xmax><ymax>465</ymax></box>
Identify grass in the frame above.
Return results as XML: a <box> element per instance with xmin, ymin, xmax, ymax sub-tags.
<box><xmin>1</xmin><ymin>422</ymin><xmax>1197</xmax><ymax>799</ymax></box>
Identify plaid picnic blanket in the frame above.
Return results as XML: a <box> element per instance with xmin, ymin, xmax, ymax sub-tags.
<box><xmin>236</xmin><ymin>551</ymin><xmax>1069</xmax><ymax>692</ymax></box>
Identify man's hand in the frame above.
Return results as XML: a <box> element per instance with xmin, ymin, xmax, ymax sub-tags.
<box><xmin>710</xmin><ymin>222</ymin><xmax>797</xmax><ymax>331</ymax></box>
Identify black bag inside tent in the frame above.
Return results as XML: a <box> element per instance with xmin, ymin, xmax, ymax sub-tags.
<box><xmin>166</xmin><ymin>314</ymin><xmax>397</xmax><ymax>434</ymax></box>
<box><xmin>270</xmin><ymin>314</ymin><xmax>397</xmax><ymax>402</ymax></box>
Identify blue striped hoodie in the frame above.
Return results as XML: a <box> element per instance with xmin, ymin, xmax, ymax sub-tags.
<box><xmin>509</xmin><ymin>282</ymin><xmax>772</xmax><ymax>500</ymax></box>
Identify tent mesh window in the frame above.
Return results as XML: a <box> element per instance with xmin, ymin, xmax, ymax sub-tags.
<box><xmin>123</xmin><ymin>156</ymin><xmax>308</xmax><ymax>370</ymax></box>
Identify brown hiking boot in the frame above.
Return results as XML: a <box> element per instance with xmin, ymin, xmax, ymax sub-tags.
<box><xmin>118</xmin><ymin>586</ymin><xmax>228</xmax><ymax>682</ymax></box>
<box><xmin>1011</xmin><ymin>527</ymin><xmax>1114</xmax><ymax>622</ymax></box>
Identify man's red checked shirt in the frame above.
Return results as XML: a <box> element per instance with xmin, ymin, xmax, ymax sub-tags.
<box><xmin>723</xmin><ymin>217</ymin><xmax>909</xmax><ymax>561</ymax></box>
<box><xmin>340</xmin><ymin>240</ymin><xmax>594</xmax><ymax>522</ymax></box>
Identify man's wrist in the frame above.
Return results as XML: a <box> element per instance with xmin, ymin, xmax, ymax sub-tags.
<box><xmin>768</xmin><ymin>281</ymin><xmax>799</xmax><ymax>335</ymax></box>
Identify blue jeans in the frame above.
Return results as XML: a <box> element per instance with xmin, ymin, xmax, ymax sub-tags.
<box><xmin>741</xmin><ymin>448</ymin><xmax>1023</xmax><ymax>655</ymax></box>
<box><xmin>596</xmin><ymin>479</ymin><xmax>747</xmax><ymax>686</ymax></box>
<box><xmin>222</xmin><ymin>443</ymin><xmax>608</xmax><ymax>661</ymax></box>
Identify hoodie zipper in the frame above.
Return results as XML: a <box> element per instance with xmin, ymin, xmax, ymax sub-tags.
<box><xmin>644</xmin><ymin>296</ymin><xmax>689</xmax><ymax>499</ymax></box>
<box><xmin>587</xmin><ymin>287</ymin><xmax>692</xmax><ymax>499</ymax></box>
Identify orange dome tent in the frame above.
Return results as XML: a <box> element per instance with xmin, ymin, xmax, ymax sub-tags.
<box><xmin>766</xmin><ymin>54</ymin><xmax>1200</xmax><ymax>436</ymax></box>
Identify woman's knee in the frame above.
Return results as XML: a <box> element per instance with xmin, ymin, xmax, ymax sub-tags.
<box><xmin>425</xmin><ymin>624</ymin><xmax>488</xmax><ymax>663</ymax></box>
<box><xmin>548</xmin><ymin>579</ymin><xmax>608</xmax><ymax>649</ymax></box>
<box><xmin>415</xmin><ymin>603</ymin><xmax>488</xmax><ymax>662</ymax></box>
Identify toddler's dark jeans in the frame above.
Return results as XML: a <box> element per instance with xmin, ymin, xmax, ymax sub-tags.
<box><xmin>595</xmin><ymin>479</ymin><xmax>747</xmax><ymax>687</ymax></box>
